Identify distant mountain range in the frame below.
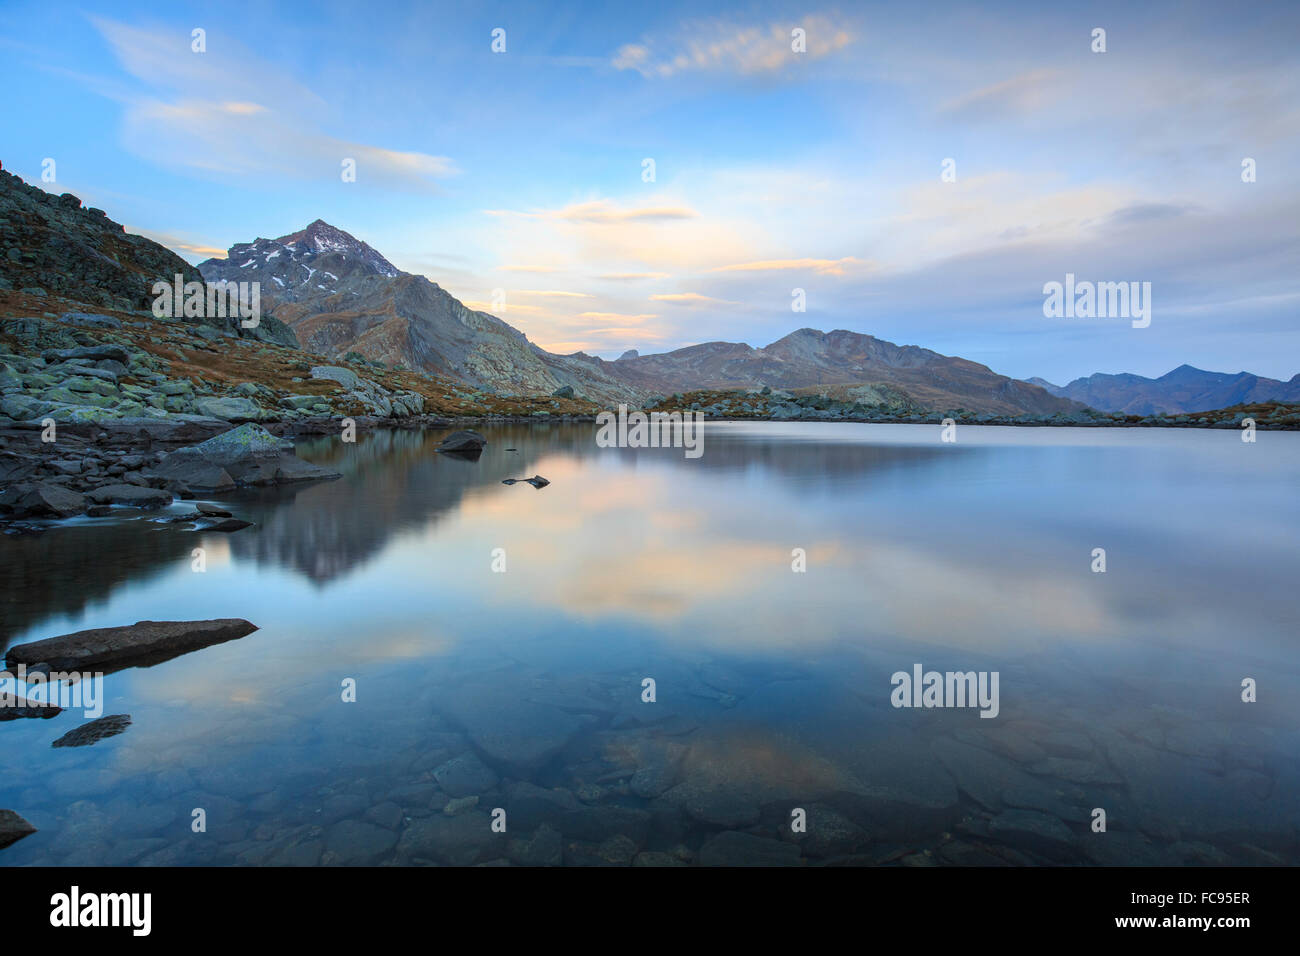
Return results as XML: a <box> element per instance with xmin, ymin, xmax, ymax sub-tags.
<box><xmin>199</xmin><ymin>221</ymin><xmax>1080</xmax><ymax>416</ymax></box>
<box><xmin>1030</xmin><ymin>366</ymin><xmax>1300</xmax><ymax>415</ymax></box>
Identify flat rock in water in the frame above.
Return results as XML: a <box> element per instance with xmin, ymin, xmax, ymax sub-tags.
<box><xmin>195</xmin><ymin>502</ymin><xmax>232</xmax><ymax>517</ymax></box>
<box><xmin>0</xmin><ymin>809</ymin><xmax>37</xmax><ymax>850</ymax></box>
<box><xmin>52</xmin><ymin>714</ymin><xmax>132</xmax><ymax>748</ymax></box>
<box><xmin>501</xmin><ymin>475</ymin><xmax>549</xmax><ymax>488</ymax></box>
<box><xmin>6</xmin><ymin>618</ymin><xmax>258</xmax><ymax>672</ymax></box>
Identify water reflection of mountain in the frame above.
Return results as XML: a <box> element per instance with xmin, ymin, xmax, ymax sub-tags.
<box><xmin>1</xmin><ymin>424</ymin><xmax>962</xmax><ymax>641</ymax></box>
<box><xmin>0</xmin><ymin>521</ymin><xmax>195</xmax><ymax>652</ymax></box>
<box><xmin>229</xmin><ymin>424</ymin><xmax>956</xmax><ymax>585</ymax></box>
<box><xmin>225</xmin><ymin>427</ymin><xmax>552</xmax><ymax>584</ymax></box>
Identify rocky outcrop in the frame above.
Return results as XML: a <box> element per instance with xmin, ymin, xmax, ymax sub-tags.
<box><xmin>147</xmin><ymin>423</ymin><xmax>340</xmax><ymax>489</ymax></box>
<box><xmin>309</xmin><ymin>366</ymin><xmax>426</xmax><ymax>418</ymax></box>
<box><xmin>6</xmin><ymin>618</ymin><xmax>259</xmax><ymax>672</ymax></box>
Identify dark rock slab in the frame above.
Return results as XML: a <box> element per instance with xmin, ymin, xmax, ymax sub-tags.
<box><xmin>146</xmin><ymin>449</ymin><xmax>235</xmax><ymax>493</ymax></box>
<box><xmin>52</xmin><ymin>714</ymin><xmax>132</xmax><ymax>748</ymax></box>
<box><xmin>41</xmin><ymin>345</ymin><xmax>130</xmax><ymax>364</ymax></box>
<box><xmin>195</xmin><ymin>502</ymin><xmax>232</xmax><ymax>517</ymax></box>
<box><xmin>0</xmin><ymin>809</ymin><xmax>37</xmax><ymax>850</ymax></box>
<box><xmin>85</xmin><ymin>484</ymin><xmax>172</xmax><ymax>508</ymax></box>
<box><xmin>501</xmin><ymin>475</ymin><xmax>550</xmax><ymax>488</ymax></box>
<box><xmin>6</xmin><ymin>618</ymin><xmax>258</xmax><ymax>672</ymax></box>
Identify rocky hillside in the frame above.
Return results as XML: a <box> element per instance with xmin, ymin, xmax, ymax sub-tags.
<box><xmin>597</xmin><ymin>328</ymin><xmax>1084</xmax><ymax>417</ymax></box>
<box><xmin>0</xmin><ymin>167</ymin><xmax>200</xmax><ymax>313</ymax></box>
<box><xmin>0</xmin><ymin>168</ymin><xmax>296</xmax><ymax>347</ymax></box>
<box><xmin>1033</xmin><ymin>364</ymin><xmax>1300</xmax><ymax>415</ymax></box>
<box><xmin>199</xmin><ymin>221</ymin><xmax>641</xmax><ymax>405</ymax></box>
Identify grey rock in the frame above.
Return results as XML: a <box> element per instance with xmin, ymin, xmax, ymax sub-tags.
<box><xmin>436</xmin><ymin>430</ymin><xmax>487</xmax><ymax>454</ymax></box>
<box><xmin>41</xmin><ymin>345</ymin><xmax>130</xmax><ymax>364</ymax></box>
<box><xmin>85</xmin><ymin>484</ymin><xmax>172</xmax><ymax>508</ymax></box>
<box><xmin>0</xmin><ymin>481</ymin><xmax>86</xmax><ymax>517</ymax></box>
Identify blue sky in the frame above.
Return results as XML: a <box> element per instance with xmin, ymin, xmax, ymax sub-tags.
<box><xmin>2</xmin><ymin>0</ymin><xmax>1297</xmax><ymax>383</ymax></box>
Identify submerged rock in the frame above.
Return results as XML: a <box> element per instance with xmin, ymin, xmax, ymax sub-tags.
<box><xmin>6</xmin><ymin>618</ymin><xmax>258</xmax><ymax>672</ymax></box>
<box><xmin>501</xmin><ymin>475</ymin><xmax>550</xmax><ymax>488</ymax></box>
<box><xmin>0</xmin><ymin>809</ymin><xmax>37</xmax><ymax>850</ymax></box>
<box><xmin>52</xmin><ymin>714</ymin><xmax>132</xmax><ymax>748</ymax></box>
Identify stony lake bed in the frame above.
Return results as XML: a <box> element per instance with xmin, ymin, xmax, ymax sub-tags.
<box><xmin>1</xmin><ymin>421</ymin><xmax>1298</xmax><ymax>866</ymax></box>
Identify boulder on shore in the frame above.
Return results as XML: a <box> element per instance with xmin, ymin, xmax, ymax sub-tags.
<box><xmin>0</xmin><ymin>482</ymin><xmax>86</xmax><ymax>518</ymax></box>
<box><xmin>6</xmin><ymin>619</ymin><xmax>259</xmax><ymax>673</ymax></box>
<box><xmin>85</xmin><ymin>484</ymin><xmax>173</xmax><ymax>508</ymax></box>
<box><xmin>147</xmin><ymin>423</ymin><xmax>339</xmax><ymax>488</ymax></box>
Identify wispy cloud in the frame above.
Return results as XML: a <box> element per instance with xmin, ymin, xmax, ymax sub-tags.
<box><xmin>487</xmin><ymin>200</ymin><xmax>698</xmax><ymax>223</ymax></box>
<box><xmin>650</xmin><ymin>292</ymin><xmax>739</xmax><ymax>305</ymax></box>
<box><xmin>614</xmin><ymin>13</ymin><xmax>853</xmax><ymax>79</ymax></box>
<box><xmin>710</xmin><ymin>257</ymin><xmax>861</xmax><ymax>276</ymax></box>
<box><xmin>92</xmin><ymin>19</ymin><xmax>456</xmax><ymax>190</ymax></box>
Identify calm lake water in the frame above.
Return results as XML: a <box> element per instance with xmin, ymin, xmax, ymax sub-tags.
<box><xmin>2</xmin><ymin>422</ymin><xmax>1298</xmax><ymax>866</ymax></box>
